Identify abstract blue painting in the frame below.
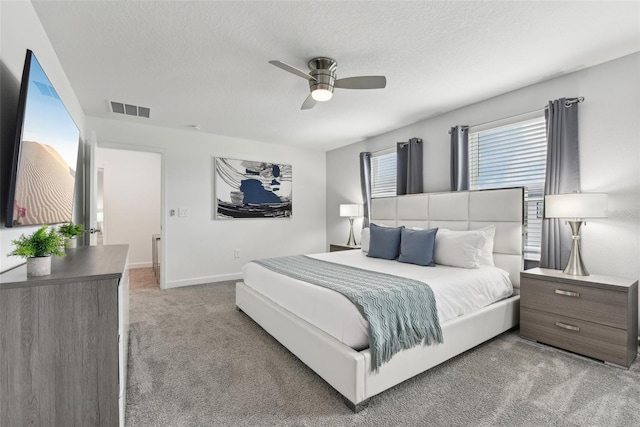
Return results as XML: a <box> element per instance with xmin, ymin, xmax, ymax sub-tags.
<box><xmin>215</xmin><ymin>158</ymin><xmax>292</xmax><ymax>219</ymax></box>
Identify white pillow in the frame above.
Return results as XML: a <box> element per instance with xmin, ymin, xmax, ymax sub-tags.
<box><xmin>438</xmin><ymin>226</ymin><xmax>496</xmax><ymax>266</ymax></box>
<box><xmin>434</xmin><ymin>231</ymin><xmax>487</xmax><ymax>269</ymax></box>
<box><xmin>475</xmin><ymin>225</ymin><xmax>496</xmax><ymax>266</ymax></box>
<box><xmin>360</xmin><ymin>227</ymin><xmax>370</xmax><ymax>253</ymax></box>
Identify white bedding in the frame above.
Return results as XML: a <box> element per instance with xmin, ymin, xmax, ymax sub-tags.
<box><xmin>242</xmin><ymin>250</ymin><xmax>513</xmax><ymax>350</ymax></box>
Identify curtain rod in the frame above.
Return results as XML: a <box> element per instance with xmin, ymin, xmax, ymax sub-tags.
<box><xmin>447</xmin><ymin>96</ymin><xmax>584</xmax><ymax>134</ymax></box>
<box><xmin>370</xmin><ymin>138</ymin><xmax>421</xmax><ymax>155</ymax></box>
<box><xmin>369</xmin><ymin>147</ymin><xmax>394</xmax><ymax>155</ymax></box>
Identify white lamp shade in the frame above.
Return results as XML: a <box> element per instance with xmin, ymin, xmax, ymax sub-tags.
<box><xmin>340</xmin><ymin>204</ymin><xmax>362</xmax><ymax>217</ymax></box>
<box><xmin>544</xmin><ymin>193</ymin><xmax>608</xmax><ymax>219</ymax></box>
<box><xmin>311</xmin><ymin>88</ymin><xmax>333</xmax><ymax>102</ymax></box>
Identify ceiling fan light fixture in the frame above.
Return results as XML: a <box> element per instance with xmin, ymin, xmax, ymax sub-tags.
<box><xmin>311</xmin><ymin>88</ymin><xmax>333</xmax><ymax>102</ymax></box>
<box><xmin>269</xmin><ymin>57</ymin><xmax>386</xmax><ymax>109</ymax></box>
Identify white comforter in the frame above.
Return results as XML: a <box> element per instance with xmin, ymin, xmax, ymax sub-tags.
<box><xmin>242</xmin><ymin>250</ymin><xmax>513</xmax><ymax>350</ymax></box>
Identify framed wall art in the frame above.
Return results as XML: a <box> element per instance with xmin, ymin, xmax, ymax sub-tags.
<box><xmin>214</xmin><ymin>157</ymin><xmax>292</xmax><ymax>219</ymax></box>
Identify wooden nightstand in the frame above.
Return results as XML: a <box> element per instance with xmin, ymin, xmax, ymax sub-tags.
<box><xmin>520</xmin><ymin>268</ymin><xmax>638</xmax><ymax>368</ymax></box>
<box><xmin>329</xmin><ymin>244</ymin><xmax>361</xmax><ymax>252</ymax></box>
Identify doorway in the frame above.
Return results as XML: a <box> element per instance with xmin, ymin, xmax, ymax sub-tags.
<box><xmin>96</xmin><ymin>168</ymin><xmax>104</xmax><ymax>245</ymax></box>
<box><xmin>95</xmin><ymin>147</ymin><xmax>162</xmax><ymax>289</ymax></box>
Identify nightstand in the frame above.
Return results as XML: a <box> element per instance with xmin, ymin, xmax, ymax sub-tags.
<box><xmin>520</xmin><ymin>268</ymin><xmax>638</xmax><ymax>368</ymax></box>
<box><xmin>329</xmin><ymin>244</ymin><xmax>361</xmax><ymax>252</ymax></box>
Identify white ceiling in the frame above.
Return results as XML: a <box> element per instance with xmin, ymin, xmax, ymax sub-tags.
<box><xmin>32</xmin><ymin>1</ymin><xmax>640</xmax><ymax>152</ymax></box>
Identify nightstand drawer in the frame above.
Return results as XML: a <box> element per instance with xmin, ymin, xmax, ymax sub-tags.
<box><xmin>521</xmin><ymin>307</ymin><xmax>630</xmax><ymax>367</ymax></box>
<box><xmin>520</xmin><ymin>277</ymin><xmax>628</xmax><ymax>329</ymax></box>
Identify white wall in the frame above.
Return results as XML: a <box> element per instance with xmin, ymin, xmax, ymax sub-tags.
<box><xmin>96</xmin><ymin>148</ymin><xmax>161</xmax><ymax>268</ymax></box>
<box><xmin>0</xmin><ymin>1</ymin><xmax>86</xmax><ymax>272</ymax></box>
<box><xmin>327</xmin><ymin>53</ymin><xmax>640</xmax><ymax>285</ymax></box>
<box><xmin>0</xmin><ymin>2</ymin><xmax>326</xmax><ymax>284</ymax></box>
<box><xmin>88</xmin><ymin>117</ymin><xmax>327</xmax><ymax>287</ymax></box>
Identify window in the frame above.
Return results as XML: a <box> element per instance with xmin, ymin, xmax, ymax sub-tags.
<box><xmin>468</xmin><ymin>117</ymin><xmax>547</xmax><ymax>260</ymax></box>
<box><xmin>371</xmin><ymin>150</ymin><xmax>396</xmax><ymax>198</ymax></box>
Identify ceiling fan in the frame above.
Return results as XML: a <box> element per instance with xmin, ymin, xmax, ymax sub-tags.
<box><xmin>269</xmin><ymin>57</ymin><xmax>387</xmax><ymax>110</ymax></box>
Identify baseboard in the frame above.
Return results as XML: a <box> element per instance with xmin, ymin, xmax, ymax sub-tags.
<box><xmin>164</xmin><ymin>272</ymin><xmax>243</xmax><ymax>289</ymax></box>
<box><xmin>128</xmin><ymin>262</ymin><xmax>152</xmax><ymax>269</ymax></box>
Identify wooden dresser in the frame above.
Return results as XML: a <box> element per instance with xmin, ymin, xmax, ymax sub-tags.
<box><xmin>0</xmin><ymin>245</ymin><xmax>129</xmax><ymax>426</ymax></box>
<box><xmin>520</xmin><ymin>268</ymin><xmax>638</xmax><ymax>368</ymax></box>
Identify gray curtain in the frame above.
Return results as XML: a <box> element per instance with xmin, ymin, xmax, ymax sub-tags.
<box><xmin>450</xmin><ymin>125</ymin><xmax>469</xmax><ymax>191</ymax></box>
<box><xmin>540</xmin><ymin>98</ymin><xmax>581</xmax><ymax>269</ymax></box>
<box><xmin>359</xmin><ymin>152</ymin><xmax>372</xmax><ymax>228</ymax></box>
<box><xmin>397</xmin><ymin>138</ymin><xmax>423</xmax><ymax>195</ymax></box>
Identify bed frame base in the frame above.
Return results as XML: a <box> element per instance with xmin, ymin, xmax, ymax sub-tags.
<box><xmin>342</xmin><ymin>397</ymin><xmax>369</xmax><ymax>413</ymax></box>
<box><xmin>236</xmin><ymin>281</ymin><xmax>520</xmax><ymax>412</ymax></box>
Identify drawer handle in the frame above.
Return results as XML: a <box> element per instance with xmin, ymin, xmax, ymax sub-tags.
<box><xmin>555</xmin><ymin>321</ymin><xmax>580</xmax><ymax>332</ymax></box>
<box><xmin>555</xmin><ymin>289</ymin><xmax>580</xmax><ymax>297</ymax></box>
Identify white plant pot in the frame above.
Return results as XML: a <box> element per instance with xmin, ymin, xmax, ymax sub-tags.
<box><xmin>65</xmin><ymin>238</ymin><xmax>77</xmax><ymax>249</ymax></box>
<box><xmin>27</xmin><ymin>256</ymin><xmax>51</xmax><ymax>277</ymax></box>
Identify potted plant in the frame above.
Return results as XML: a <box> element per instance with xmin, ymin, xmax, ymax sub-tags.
<box><xmin>58</xmin><ymin>222</ymin><xmax>84</xmax><ymax>248</ymax></box>
<box><xmin>8</xmin><ymin>225</ymin><xmax>65</xmax><ymax>276</ymax></box>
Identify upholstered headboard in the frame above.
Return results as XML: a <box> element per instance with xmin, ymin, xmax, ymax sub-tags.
<box><xmin>371</xmin><ymin>187</ymin><xmax>524</xmax><ymax>287</ymax></box>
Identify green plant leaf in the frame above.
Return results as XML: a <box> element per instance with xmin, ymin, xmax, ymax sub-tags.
<box><xmin>8</xmin><ymin>225</ymin><xmax>66</xmax><ymax>258</ymax></box>
<box><xmin>58</xmin><ymin>222</ymin><xmax>84</xmax><ymax>238</ymax></box>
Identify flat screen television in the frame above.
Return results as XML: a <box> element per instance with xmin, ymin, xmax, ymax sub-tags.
<box><xmin>6</xmin><ymin>49</ymin><xmax>80</xmax><ymax>227</ymax></box>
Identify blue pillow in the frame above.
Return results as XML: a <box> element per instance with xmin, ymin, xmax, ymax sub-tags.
<box><xmin>398</xmin><ymin>228</ymin><xmax>438</xmax><ymax>266</ymax></box>
<box><xmin>367</xmin><ymin>223</ymin><xmax>404</xmax><ymax>260</ymax></box>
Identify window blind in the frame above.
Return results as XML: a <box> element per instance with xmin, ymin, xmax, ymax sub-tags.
<box><xmin>469</xmin><ymin>117</ymin><xmax>547</xmax><ymax>260</ymax></box>
<box><xmin>371</xmin><ymin>151</ymin><xmax>397</xmax><ymax>198</ymax></box>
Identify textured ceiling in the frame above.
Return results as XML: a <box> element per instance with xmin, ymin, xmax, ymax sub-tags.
<box><xmin>32</xmin><ymin>1</ymin><xmax>640</xmax><ymax>152</ymax></box>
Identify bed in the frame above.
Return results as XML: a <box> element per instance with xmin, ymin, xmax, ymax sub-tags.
<box><xmin>236</xmin><ymin>187</ymin><xmax>524</xmax><ymax>411</ymax></box>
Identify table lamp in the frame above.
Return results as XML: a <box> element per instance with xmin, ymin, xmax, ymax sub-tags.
<box><xmin>340</xmin><ymin>204</ymin><xmax>363</xmax><ymax>246</ymax></box>
<box><xmin>544</xmin><ymin>193</ymin><xmax>608</xmax><ymax>276</ymax></box>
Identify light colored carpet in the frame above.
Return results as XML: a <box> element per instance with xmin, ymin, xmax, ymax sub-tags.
<box><xmin>125</xmin><ymin>281</ymin><xmax>640</xmax><ymax>426</ymax></box>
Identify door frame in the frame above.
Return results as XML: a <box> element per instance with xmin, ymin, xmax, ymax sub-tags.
<box><xmin>87</xmin><ymin>139</ymin><xmax>167</xmax><ymax>289</ymax></box>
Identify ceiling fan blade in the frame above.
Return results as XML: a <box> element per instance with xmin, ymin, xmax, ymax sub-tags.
<box><xmin>334</xmin><ymin>76</ymin><xmax>387</xmax><ymax>90</ymax></box>
<box><xmin>269</xmin><ymin>60</ymin><xmax>316</xmax><ymax>81</ymax></box>
<box><xmin>301</xmin><ymin>94</ymin><xmax>317</xmax><ymax>110</ymax></box>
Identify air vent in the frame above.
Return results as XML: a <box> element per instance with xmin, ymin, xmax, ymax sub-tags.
<box><xmin>109</xmin><ymin>101</ymin><xmax>150</xmax><ymax>118</ymax></box>
<box><xmin>138</xmin><ymin>107</ymin><xmax>150</xmax><ymax>118</ymax></box>
<box><xmin>110</xmin><ymin>101</ymin><xmax>125</xmax><ymax>114</ymax></box>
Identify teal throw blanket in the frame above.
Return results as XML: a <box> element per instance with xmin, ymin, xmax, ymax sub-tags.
<box><xmin>252</xmin><ymin>255</ymin><xmax>443</xmax><ymax>371</ymax></box>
